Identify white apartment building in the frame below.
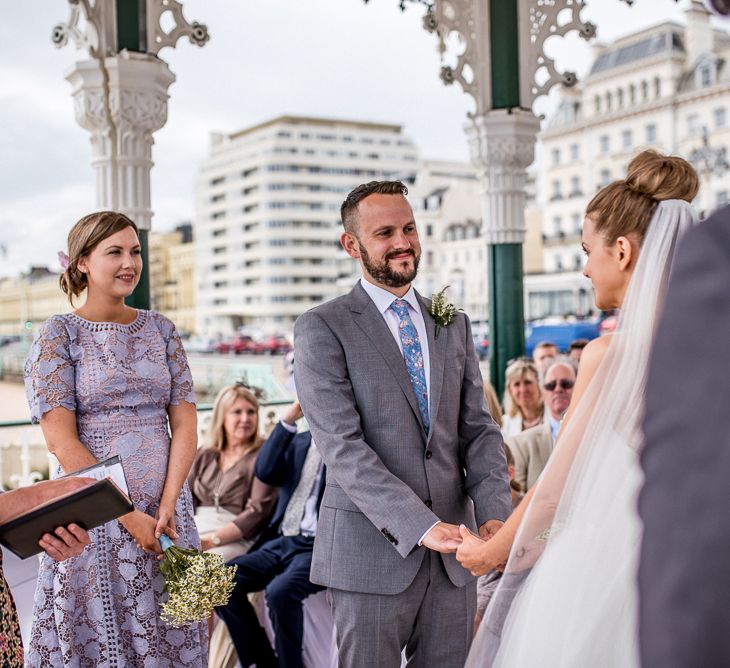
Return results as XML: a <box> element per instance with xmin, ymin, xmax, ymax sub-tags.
<box><xmin>195</xmin><ymin>115</ymin><xmax>419</xmax><ymax>335</ymax></box>
<box><xmin>530</xmin><ymin>1</ymin><xmax>730</xmax><ymax>319</ymax></box>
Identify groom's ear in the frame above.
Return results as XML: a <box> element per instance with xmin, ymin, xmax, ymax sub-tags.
<box><xmin>341</xmin><ymin>231</ymin><xmax>361</xmax><ymax>260</ymax></box>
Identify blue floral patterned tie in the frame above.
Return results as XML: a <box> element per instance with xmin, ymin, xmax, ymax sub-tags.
<box><xmin>390</xmin><ymin>299</ymin><xmax>430</xmax><ymax>433</ymax></box>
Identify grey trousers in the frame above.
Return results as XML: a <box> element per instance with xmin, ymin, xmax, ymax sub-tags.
<box><xmin>329</xmin><ymin>550</ymin><xmax>476</xmax><ymax>668</ymax></box>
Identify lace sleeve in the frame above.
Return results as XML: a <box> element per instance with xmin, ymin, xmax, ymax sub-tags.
<box><xmin>158</xmin><ymin>313</ymin><xmax>196</xmax><ymax>406</ymax></box>
<box><xmin>24</xmin><ymin>317</ymin><xmax>76</xmax><ymax>423</ymax></box>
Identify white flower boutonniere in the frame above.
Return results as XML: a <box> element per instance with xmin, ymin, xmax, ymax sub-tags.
<box><xmin>428</xmin><ymin>285</ymin><xmax>459</xmax><ymax>339</ymax></box>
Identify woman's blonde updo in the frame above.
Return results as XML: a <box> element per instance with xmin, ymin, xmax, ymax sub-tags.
<box><xmin>60</xmin><ymin>211</ymin><xmax>138</xmax><ymax>304</ymax></box>
<box><xmin>585</xmin><ymin>150</ymin><xmax>699</xmax><ymax>246</ymax></box>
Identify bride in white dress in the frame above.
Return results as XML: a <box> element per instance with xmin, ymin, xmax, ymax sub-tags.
<box><xmin>457</xmin><ymin>150</ymin><xmax>700</xmax><ymax>667</ymax></box>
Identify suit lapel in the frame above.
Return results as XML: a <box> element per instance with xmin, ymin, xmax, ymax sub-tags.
<box><xmin>418</xmin><ymin>292</ymin><xmax>446</xmax><ymax>444</ymax></box>
<box><xmin>349</xmin><ymin>283</ymin><xmax>426</xmax><ymax>434</ymax></box>
<box><xmin>538</xmin><ymin>422</ymin><xmax>553</xmax><ymax>466</ymax></box>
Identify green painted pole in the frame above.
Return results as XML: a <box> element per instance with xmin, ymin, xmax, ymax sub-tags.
<box><xmin>486</xmin><ymin>0</ymin><xmax>526</xmax><ymax>396</ymax></box>
<box><xmin>488</xmin><ymin>245</ymin><xmax>525</xmax><ymax>397</ymax></box>
<box><xmin>125</xmin><ymin>229</ymin><xmax>150</xmax><ymax>310</ymax></box>
<box><xmin>117</xmin><ymin>0</ymin><xmax>150</xmax><ymax>309</ymax></box>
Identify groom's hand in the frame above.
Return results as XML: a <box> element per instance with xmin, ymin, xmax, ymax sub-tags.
<box><xmin>422</xmin><ymin>522</ymin><xmax>462</xmax><ymax>553</ymax></box>
<box><xmin>479</xmin><ymin>520</ymin><xmax>504</xmax><ymax>541</ymax></box>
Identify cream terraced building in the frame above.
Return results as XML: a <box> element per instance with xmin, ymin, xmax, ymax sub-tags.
<box><xmin>530</xmin><ymin>1</ymin><xmax>730</xmax><ymax>320</ymax></box>
<box><xmin>194</xmin><ymin>115</ymin><xmax>420</xmax><ymax>336</ymax></box>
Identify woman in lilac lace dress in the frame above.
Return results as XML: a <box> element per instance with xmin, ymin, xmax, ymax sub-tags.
<box><xmin>24</xmin><ymin>211</ymin><xmax>206</xmax><ymax>667</ymax></box>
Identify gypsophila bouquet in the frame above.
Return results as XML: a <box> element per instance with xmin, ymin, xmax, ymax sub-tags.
<box><xmin>158</xmin><ymin>535</ymin><xmax>237</xmax><ymax>627</ymax></box>
<box><xmin>428</xmin><ymin>286</ymin><xmax>459</xmax><ymax>338</ymax></box>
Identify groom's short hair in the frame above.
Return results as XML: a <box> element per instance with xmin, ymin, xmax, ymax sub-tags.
<box><xmin>341</xmin><ymin>180</ymin><xmax>409</xmax><ymax>234</ymax></box>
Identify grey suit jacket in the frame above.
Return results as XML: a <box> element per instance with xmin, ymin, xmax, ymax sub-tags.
<box><xmin>639</xmin><ymin>207</ymin><xmax>730</xmax><ymax>667</ymax></box>
<box><xmin>507</xmin><ymin>421</ymin><xmax>552</xmax><ymax>492</ymax></box>
<box><xmin>294</xmin><ymin>282</ymin><xmax>511</xmax><ymax>595</ymax></box>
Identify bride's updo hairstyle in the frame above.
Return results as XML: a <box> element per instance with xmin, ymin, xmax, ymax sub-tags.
<box><xmin>585</xmin><ymin>149</ymin><xmax>699</xmax><ymax>246</ymax></box>
<box><xmin>60</xmin><ymin>211</ymin><xmax>139</xmax><ymax>304</ymax></box>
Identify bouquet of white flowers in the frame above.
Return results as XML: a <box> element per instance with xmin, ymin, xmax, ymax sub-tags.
<box><xmin>158</xmin><ymin>534</ymin><xmax>237</xmax><ymax>627</ymax></box>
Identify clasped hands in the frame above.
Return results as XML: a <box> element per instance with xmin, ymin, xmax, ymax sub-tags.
<box><xmin>422</xmin><ymin>520</ymin><xmax>506</xmax><ymax>575</ymax></box>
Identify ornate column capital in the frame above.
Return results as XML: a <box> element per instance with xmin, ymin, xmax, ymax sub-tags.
<box><xmin>65</xmin><ymin>53</ymin><xmax>176</xmax><ymax>229</ymax></box>
<box><xmin>465</xmin><ymin>108</ymin><xmax>541</xmax><ymax>244</ymax></box>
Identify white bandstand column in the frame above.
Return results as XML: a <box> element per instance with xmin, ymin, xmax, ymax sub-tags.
<box><xmin>65</xmin><ymin>53</ymin><xmax>176</xmax><ymax>231</ymax></box>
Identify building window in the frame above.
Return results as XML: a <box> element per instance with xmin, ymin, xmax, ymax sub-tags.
<box><xmin>700</xmin><ymin>64</ymin><xmax>713</xmax><ymax>88</ymax></box>
<box><xmin>641</xmin><ymin>80</ymin><xmax>649</xmax><ymax>101</ymax></box>
<box><xmin>622</xmin><ymin>129</ymin><xmax>633</xmax><ymax>149</ymax></box>
<box><xmin>629</xmin><ymin>84</ymin><xmax>636</xmax><ymax>105</ymax></box>
<box><xmin>617</xmin><ymin>88</ymin><xmax>624</xmax><ymax>108</ymax></box>
<box><xmin>211</xmin><ymin>211</ymin><xmax>226</xmax><ymax>220</ymax></box>
<box><xmin>594</xmin><ymin>95</ymin><xmax>601</xmax><ymax>114</ymax></box>
<box><xmin>573</xmin><ymin>254</ymin><xmax>583</xmax><ymax>270</ymax></box>
<box><xmin>599</xmin><ymin>169</ymin><xmax>611</xmax><ymax>188</ymax></box>
<box><xmin>551</xmin><ymin>180</ymin><xmax>563</xmax><ymax>201</ymax></box>
<box><xmin>555</xmin><ymin>256</ymin><xmax>564</xmax><ymax>272</ymax></box>
<box><xmin>715</xmin><ymin>107</ymin><xmax>727</xmax><ymax>129</ymax></box>
<box><xmin>426</xmin><ymin>224</ymin><xmax>433</xmax><ymax>238</ymax></box>
<box><xmin>210</xmin><ymin>176</ymin><xmax>225</xmax><ymax>186</ymax></box>
<box><xmin>570</xmin><ymin>143</ymin><xmax>580</xmax><ymax>161</ymax></box>
<box><xmin>645</xmin><ymin>123</ymin><xmax>657</xmax><ymax>143</ymax></box>
<box><xmin>572</xmin><ymin>213</ymin><xmax>582</xmax><ymax>233</ymax></box>
<box><xmin>654</xmin><ymin>77</ymin><xmax>661</xmax><ymax>98</ymax></box>
<box><xmin>599</xmin><ymin>135</ymin><xmax>610</xmax><ymax>154</ymax></box>
<box><xmin>570</xmin><ymin>176</ymin><xmax>582</xmax><ymax>197</ymax></box>
<box><xmin>687</xmin><ymin>114</ymin><xmax>701</xmax><ymax>137</ymax></box>
<box><xmin>606</xmin><ymin>92</ymin><xmax>613</xmax><ymax>112</ymax></box>
<box><xmin>553</xmin><ymin>216</ymin><xmax>562</xmax><ymax>235</ymax></box>
<box><xmin>551</xmin><ymin>148</ymin><xmax>561</xmax><ymax>165</ymax></box>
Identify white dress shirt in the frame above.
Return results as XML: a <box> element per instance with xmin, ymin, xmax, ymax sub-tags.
<box><xmin>359</xmin><ymin>278</ymin><xmax>437</xmax><ymax>545</ymax></box>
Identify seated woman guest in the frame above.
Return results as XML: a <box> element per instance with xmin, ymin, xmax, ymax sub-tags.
<box><xmin>501</xmin><ymin>358</ymin><xmax>544</xmax><ymax>438</ymax></box>
<box><xmin>188</xmin><ymin>384</ymin><xmax>278</xmax><ymax>562</ymax></box>
<box><xmin>1</xmin><ymin>477</ymin><xmax>94</xmax><ymax>668</ymax></box>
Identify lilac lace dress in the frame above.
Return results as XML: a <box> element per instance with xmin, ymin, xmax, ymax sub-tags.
<box><xmin>24</xmin><ymin>310</ymin><xmax>207</xmax><ymax>668</ymax></box>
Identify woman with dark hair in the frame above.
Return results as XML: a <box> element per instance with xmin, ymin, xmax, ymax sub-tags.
<box><xmin>24</xmin><ymin>211</ymin><xmax>205</xmax><ymax>666</ymax></box>
<box><xmin>459</xmin><ymin>151</ymin><xmax>700</xmax><ymax>667</ymax></box>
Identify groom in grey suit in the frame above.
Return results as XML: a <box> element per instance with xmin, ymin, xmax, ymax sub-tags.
<box><xmin>294</xmin><ymin>180</ymin><xmax>511</xmax><ymax>667</ymax></box>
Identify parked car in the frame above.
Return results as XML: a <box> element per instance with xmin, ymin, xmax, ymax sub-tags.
<box><xmin>260</xmin><ymin>335</ymin><xmax>293</xmax><ymax>355</ymax></box>
<box><xmin>216</xmin><ymin>335</ymin><xmax>255</xmax><ymax>355</ymax></box>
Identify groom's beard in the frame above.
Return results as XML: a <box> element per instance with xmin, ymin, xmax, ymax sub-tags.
<box><xmin>359</xmin><ymin>244</ymin><xmax>420</xmax><ymax>288</ymax></box>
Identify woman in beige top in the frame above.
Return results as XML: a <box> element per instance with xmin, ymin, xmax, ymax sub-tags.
<box><xmin>500</xmin><ymin>358</ymin><xmax>544</xmax><ymax>438</ymax></box>
<box><xmin>188</xmin><ymin>384</ymin><xmax>278</xmax><ymax>562</ymax></box>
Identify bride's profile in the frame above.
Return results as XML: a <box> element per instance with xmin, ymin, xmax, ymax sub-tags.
<box><xmin>457</xmin><ymin>149</ymin><xmax>700</xmax><ymax>667</ymax></box>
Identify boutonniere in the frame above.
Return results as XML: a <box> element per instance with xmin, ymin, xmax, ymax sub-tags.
<box><xmin>428</xmin><ymin>286</ymin><xmax>459</xmax><ymax>339</ymax></box>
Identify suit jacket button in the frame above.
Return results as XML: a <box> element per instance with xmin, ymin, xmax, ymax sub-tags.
<box><xmin>425</xmin><ymin>450</ymin><xmax>433</xmax><ymax>459</ymax></box>
<box><xmin>392</xmin><ymin>537</ymin><xmax>399</xmax><ymax>545</ymax></box>
<box><xmin>424</xmin><ymin>499</ymin><xmax>432</xmax><ymax>508</ymax></box>
<box><xmin>381</xmin><ymin>528</ymin><xmax>388</xmax><ymax>535</ymax></box>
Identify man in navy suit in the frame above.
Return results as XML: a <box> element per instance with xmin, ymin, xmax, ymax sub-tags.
<box><xmin>216</xmin><ymin>401</ymin><xmax>325</xmax><ymax>668</ymax></box>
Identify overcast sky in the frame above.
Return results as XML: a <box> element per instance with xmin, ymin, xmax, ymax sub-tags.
<box><xmin>0</xmin><ymin>0</ymin><xmax>699</xmax><ymax>277</ymax></box>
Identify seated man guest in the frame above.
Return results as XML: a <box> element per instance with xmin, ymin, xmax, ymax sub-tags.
<box><xmin>216</xmin><ymin>401</ymin><xmax>325</xmax><ymax>668</ymax></box>
<box><xmin>508</xmin><ymin>358</ymin><xmax>576</xmax><ymax>492</ymax></box>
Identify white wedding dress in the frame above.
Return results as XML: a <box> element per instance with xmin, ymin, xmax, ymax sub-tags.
<box><xmin>467</xmin><ymin>200</ymin><xmax>699</xmax><ymax>668</ymax></box>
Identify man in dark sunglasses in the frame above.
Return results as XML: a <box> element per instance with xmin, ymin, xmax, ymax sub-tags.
<box><xmin>507</xmin><ymin>359</ymin><xmax>577</xmax><ymax>492</ymax></box>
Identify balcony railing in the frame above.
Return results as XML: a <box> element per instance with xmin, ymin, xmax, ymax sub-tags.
<box><xmin>0</xmin><ymin>400</ymin><xmax>292</xmax><ymax>491</ymax></box>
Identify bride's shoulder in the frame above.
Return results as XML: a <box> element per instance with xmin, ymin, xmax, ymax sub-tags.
<box><xmin>577</xmin><ymin>334</ymin><xmax>612</xmax><ymax>378</ymax></box>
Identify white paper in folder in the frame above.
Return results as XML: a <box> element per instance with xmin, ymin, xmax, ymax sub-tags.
<box><xmin>62</xmin><ymin>455</ymin><xmax>130</xmax><ymax>496</ymax></box>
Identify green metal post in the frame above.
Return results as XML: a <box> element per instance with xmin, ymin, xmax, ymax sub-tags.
<box><xmin>117</xmin><ymin>0</ymin><xmax>150</xmax><ymax>309</ymax></box>
<box><xmin>488</xmin><ymin>244</ymin><xmax>525</xmax><ymax>397</ymax></box>
<box><xmin>125</xmin><ymin>229</ymin><xmax>151</xmax><ymax>310</ymax></box>
<box><xmin>116</xmin><ymin>0</ymin><xmax>147</xmax><ymax>52</ymax></box>
<box><xmin>486</xmin><ymin>0</ymin><xmax>526</xmax><ymax>395</ymax></box>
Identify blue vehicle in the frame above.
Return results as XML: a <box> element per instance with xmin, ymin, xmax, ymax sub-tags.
<box><xmin>524</xmin><ymin>319</ymin><xmax>601</xmax><ymax>356</ymax></box>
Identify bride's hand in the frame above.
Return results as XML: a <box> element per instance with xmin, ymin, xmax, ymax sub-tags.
<box><xmin>456</xmin><ymin>524</ymin><xmax>508</xmax><ymax>576</ymax></box>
